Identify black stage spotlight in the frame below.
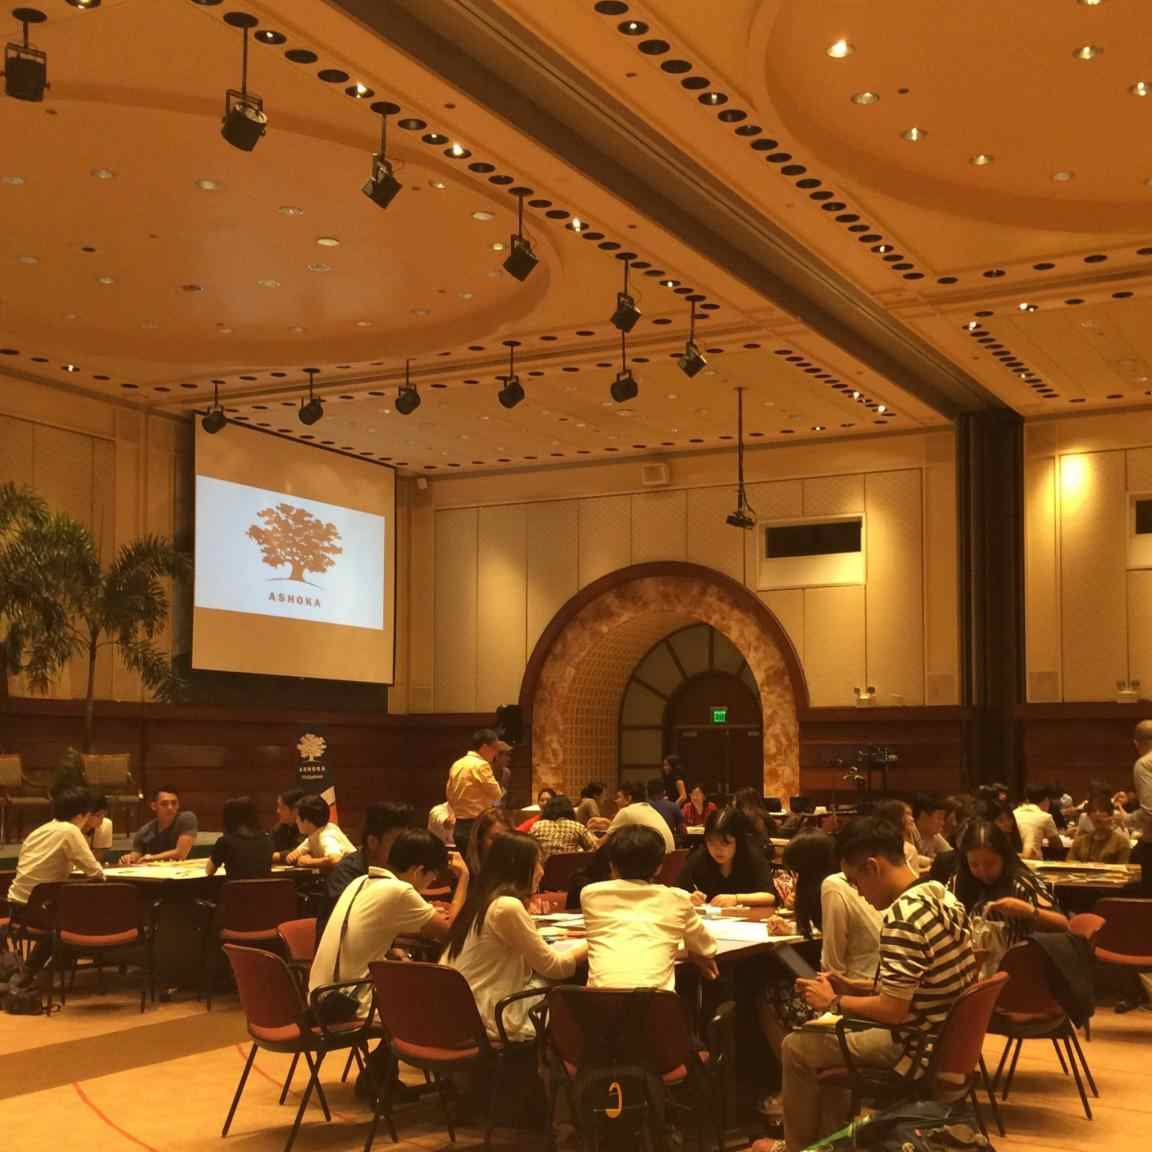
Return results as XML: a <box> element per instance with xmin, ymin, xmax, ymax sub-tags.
<box><xmin>610</xmin><ymin>258</ymin><xmax>641</xmax><ymax>333</ymax></box>
<box><xmin>725</xmin><ymin>387</ymin><xmax>756</xmax><ymax>530</ymax></box>
<box><xmin>220</xmin><ymin>14</ymin><xmax>267</xmax><ymax>152</ymax></box>
<box><xmin>502</xmin><ymin>192</ymin><xmax>538</xmax><ymax>282</ymax></box>
<box><xmin>298</xmin><ymin>367</ymin><xmax>323</xmax><ymax>426</ymax></box>
<box><xmin>497</xmin><ymin>339</ymin><xmax>524</xmax><ymax>407</ymax></box>
<box><xmin>4</xmin><ymin>9</ymin><xmax>48</xmax><ymax>103</ymax></box>
<box><xmin>395</xmin><ymin>359</ymin><xmax>421</xmax><ymax>415</ymax></box>
<box><xmin>363</xmin><ymin>101</ymin><xmax>402</xmax><ymax>209</ymax></box>
<box><xmin>678</xmin><ymin>301</ymin><xmax>707</xmax><ymax>377</ymax></box>
<box><xmin>201</xmin><ymin>380</ymin><xmax>227</xmax><ymax>434</ymax></box>
<box><xmin>609</xmin><ymin>329</ymin><xmax>639</xmax><ymax>404</ymax></box>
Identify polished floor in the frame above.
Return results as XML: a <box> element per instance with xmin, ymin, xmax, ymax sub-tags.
<box><xmin>1</xmin><ymin>976</ymin><xmax>1149</xmax><ymax>1152</ymax></box>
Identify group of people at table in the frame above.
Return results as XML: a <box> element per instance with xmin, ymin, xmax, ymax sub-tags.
<box><xmin>4</xmin><ymin>723</ymin><xmax>1148</xmax><ymax>1152</ymax></box>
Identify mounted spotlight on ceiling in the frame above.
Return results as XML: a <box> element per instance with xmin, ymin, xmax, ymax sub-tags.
<box><xmin>678</xmin><ymin>299</ymin><xmax>707</xmax><ymax>378</ymax></box>
<box><xmin>610</xmin><ymin>327</ymin><xmax>638</xmax><ymax>403</ymax></box>
<box><xmin>4</xmin><ymin>8</ymin><xmax>49</xmax><ymax>103</ymax></box>
<box><xmin>725</xmin><ymin>387</ymin><xmax>756</xmax><ymax>529</ymax></box>
<box><xmin>363</xmin><ymin>100</ymin><xmax>402</xmax><ymax>209</ymax></box>
<box><xmin>395</xmin><ymin>359</ymin><xmax>421</xmax><ymax>415</ymax></box>
<box><xmin>503</xmin><ymin>191</ymin><xmax>538</xmax><ymax>282</ymax></box>
<box><xmin>201</xmin><ymin>380</ymin><xmax>227</xmax><ymax>434</ymax></box>
<box><xmin>64</xmin><ymin>0</ymin><xmax>100</xmax><ymax>8</ymax></box>
<box><xmin>298</xmin><ymin>367</ymin><xmax>324</xmax><ymax>426</ymax></box>
<box><xmin>497</xmin><ymin>340</ymin><xmax>525</xmax><ymax>408</ymax></box>
<box><xmin>220</xmin><ymin>12</ymin><xmax>267</xmax><ymax>152</ymax></box>
<box><xmin>610</xmin><ymin>257</ymin><xmax>641</xmax><ymax>333</ymax></box>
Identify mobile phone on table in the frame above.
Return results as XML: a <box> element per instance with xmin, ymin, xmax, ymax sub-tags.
<box><xmin>775</xmin><ymin>943</ymin><xmax>817</xmax><ymax>981</ymax></box>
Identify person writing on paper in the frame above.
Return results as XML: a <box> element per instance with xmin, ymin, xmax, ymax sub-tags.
<box><xmin>119</xmin><ymin>787</ymin><xmax>197</xmax><ymax>865</ymax></box>
<box><xmin>676</xmin><ymin>806</ymin><xmax>777</xmax><ymax>908</ymax></box>
<box><xmin>755</xmin><ymin>815</ymin><xmax>976</xmax><ymax>1152</ymax></box>
<box><xmin>285</xmin><ymin>794</ymin><xmax>355</xmax><ymax>871</ymax></box>
<box><xmin>444</xmin><ymin>832</ymin><xmax>587</xmax><ymax>1041</ymax></box>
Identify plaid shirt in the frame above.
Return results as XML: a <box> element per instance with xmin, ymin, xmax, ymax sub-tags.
<box><xmin>530</xmin><ymin>818</ymin><xmax>597</xmax><ymax>860</ymax></box>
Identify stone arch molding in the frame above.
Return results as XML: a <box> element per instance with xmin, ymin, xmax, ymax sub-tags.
<box><xmin>519</xmin><ymin>562</ymin><xmax>807</xmax><ymax>800</ymax></box>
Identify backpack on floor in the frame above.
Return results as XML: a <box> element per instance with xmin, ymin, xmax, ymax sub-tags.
<box><xmin>808</xmin><ymin>1100</ymin><xmax>993</xmax><ymax>1152</ymax></box>
<box><xmin>1</xmin><ymin>955</ymin><xmax>46</xmax><ymax>1016</ymax></box>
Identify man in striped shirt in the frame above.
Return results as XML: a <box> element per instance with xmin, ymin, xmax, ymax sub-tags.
<box><xmin>765</xmin><ymin>815</ymin><xmax>976</xmax><ymax>1152</ymax></box>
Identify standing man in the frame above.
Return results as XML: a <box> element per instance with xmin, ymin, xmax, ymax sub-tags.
<box><xmin>446</xmin><ymin>729</ymin><xmax>506</xmax><ymax>857</ymax></box>
<box><xmin>1133</xmin><ymin>720</ymin><xmax>1152</xmax><ymax>837</ymax></box>
<box><xmin>119</xmin><ymin>787</ymin><xmax>197</xmax><ymax>865</ymax></box>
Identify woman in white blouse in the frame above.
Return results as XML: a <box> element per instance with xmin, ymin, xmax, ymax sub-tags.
<box><xmin>443</xmin><ymin>832</ymin><xmax>588</xmax><ymax>1041</ymax></box>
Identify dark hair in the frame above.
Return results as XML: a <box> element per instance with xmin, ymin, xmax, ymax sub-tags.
<box><xmin>836</xmin><ymin>815</ymin><xmax>906</xmax><ymax>866</ymax></box>
<box><xmin>977</xmin><ymin>796</ymin><xmax>1023</xmax><ymax>852</ymax></box>
<box><xmin>689</xmin><ymin>781</ymin><xmax>706</xmax><ymax>794</ymax></box>
<box><xmin>446</xmin><ymin>832</ymin><xmax>540</xmax><ymax>960</ymax></box>
<box><xmin>1024</xmin><ymin>782</ymin><xmax>1049</xmax><ymax>806</ymax></box>
<box><xmin>296</xmin><ymin>794</ymin><xmax>330</xmax><ymax>828</ymax></box>
<box><xmin>1085</xmin><ymin>793</ymin><xmax>1114</xmax><ymax>816</ymax></box>
<box><xmin>222</xmin><ymin>796</ymin><xmax>261</xmax><ymax>836</ymax></box>
<box><xmin>541</xmin><ymin>794</ymin><xmax>576</xmax><ymax>821</ymax></box>
<box><xmin>645</xmin><ymin>778</ymin><xmax>667</xmax><ymax>800</ymax></box>
<box><xmin>663</xmin><ymin>754</ymin><xmax>681</xmax><ymax>771</ymax></box>
<box><xmin>472</xmin><ymin>728</ymin><xmax>500</xmax><ymax>748</ymax></box>
<box><xmin>782</xmin><ymin>831</ymin><xmax>838</xmax><ymax>937</ymax></box>
<box><xmin>278</xmin><ymin>788</ymin><xmax>305</xmax><ymax>810</ymax></box>
<box><xmin>616</xmin><ymin>780</ymin><xmax>642</xmax><ymax>804</ymax></box>
<box><xmin>53</xmin><ymin>786</ymin><xmax>95</xmax><ymax>822</ymax></box>
<box><xmin>537</xmin><ymin>787</ymin><xmax>557</xmax><ymax>803</ymax></box>
<box><xmin>387</xmin><ymin>828</ymin><xmax>449</xmax><ymax>874</ymax></box>
<box><xmin>151</xmin><ymin>786</ymin><xmax>178</xmax><ymax>801</ymax></box>
<box><xmin>733</xmin><ymin>787</ymin><xmax>776</xmax><ymax>837</ymax></box>
<box><xmin>874</xmin><ymin>799</ymin><xmax>910</xmax><ymax>831</ymax></box>
<box><xmin>467</xmin><ymin>806</ymin><xmax>512</xmax><ymax>875</ymax></box>
<box><xmin>929</xmin><ymin>848</ymin><xmax>958</xmax><ymax>885</ymax></box>
<box><xmin>911</xmin><ymin>793</ymin><xmax>946</xmax><ymax>819</ymax></box>
<box><xmin>608</xmin><ymin>824</ymin><xmax>666</xmax><ymax>880</ymax></box>
<box><xmin>87</xmin><ymin>792</ymin><xmax>108</xmax><ymax>813</ymax></box>
<box><xmin>695</xmin><ymin>806</ymin><xmax>776</xmax><ymax>900</ymax></box>
<box><xmin>580</xmin><ymin>782</ymin><xmax>605</xmax><ymax>800</ymax></box>
<box><xmin>362</xmin><ymin>801</ymin><xmax>415</xmax><ymax>846</ymax></box>
<box><xmin>953</xmin><ymin>819</ymin><xmax>1041</xmax><ymax>910</ymax></box>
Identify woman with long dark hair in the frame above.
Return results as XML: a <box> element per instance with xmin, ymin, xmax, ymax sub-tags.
<box><xmin>443</xmin><ymin>832</ymin><xmax>587</xmax><ymax>1039</ymax></box>
<box><xmin>676</xmin><ymin>806</ymin><xmax>777</xmax><ymax>907</ymax></box>
<box><xmin>529</xmin><ymin>794</ymin><xmax>598</xmax><ymax>859</ymax></box>
<box><xmin>206</xmin><ymin>795</ymin><xmax>273</xmax><ymax>879</ymax></box>
<box><xmin>465</xmin><ymin>806</ymin><xmax>512</xmax><ymax>877</ymax></box>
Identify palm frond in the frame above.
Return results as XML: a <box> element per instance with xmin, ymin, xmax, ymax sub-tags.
<box><xmin>119</xmin><ymin>637</ymin><xmax>186</xmax><ymax>702</ymax></box>
<box><xmin>0</xmin><ymin>482</ymin><xmax>47</xmax><ymax>535</ymax></box>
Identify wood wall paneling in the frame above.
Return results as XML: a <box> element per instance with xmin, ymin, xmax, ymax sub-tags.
<box><xmin>525</xmin><ymin>500</ymin><xmax>579</xmax><ymax>655</ymax></box>
<box><xmin>577</xmin><ymin>493</ymin><xmax>631</xmax><ymax>586</ymax></box>
<box><xmin>685</xmin><ymin>485</ymin><xmax>743</xmax><ymax>580</ymax></box>
<box><xmin>630</xmin><ymin>489</ymin><xmax>687</xmax><ymax>564</ymax></box>
<box><xmin>803</xmin><ymin>585</ymin><xmax>865</xmax><ymax>707</ymax></box>
<box><xmin>476</xmin><ymin>505</ymin><xmax>528</xmax><ymax>711</ymax></box>
<box><xmin>434</xmin><ymin>507</ymin><xmax>479</xmax><ymax>711</ymax></box>
<box><xmin>923</xmin><ymin>459</ymin><xmax>959</xmax><ymax>704</ymax></box>
<box><xmin>1024</xmin><ymin>456</ymin><xmax>1061</xmax><ymax>702</ymax></box>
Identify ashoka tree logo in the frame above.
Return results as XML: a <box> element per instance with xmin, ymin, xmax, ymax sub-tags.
<box><xmin>247</xmin><ymin>503</ymin><xmax>343</xmax><ymax>587</ymax></box>
<box><xmin>297</xmin><ymin>733</ymin><xmax>327</xmax><ymax>762</ymax></box>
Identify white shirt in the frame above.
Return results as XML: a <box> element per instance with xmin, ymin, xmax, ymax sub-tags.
<box><xmin>1136</xmin><ymin>751</ymin><xmax>1152</xmax><ymax>823</ymax></box>
<box><xmin>310</xmin><ymin>867</ymin><xmax>436</xmax><ymax>1008</ymax></box>
<box><xmin>1014</xmin><ymin>803</ymin><xmax>1060</xmax><ymax>860</ymax></box>
<box><xmin>443</xmin><ymin>895</ymin><xmax>587</xmax><ymax>1040</ymax></box>
<box><xmin>581</xmin><ymin>879</ymin><xmax>716</xmax><ymax>992</ymax></box>
<box><xmin>607</xmin><ymin>802</ymin><xmax>675</xmax><ymax>854</ymax></box>
<box><xmin>90</xmin><ymin>817</ymin><xmax>114</xmax><ymax>853</ymax></box>
<box><xmin>819</xmin><ymin>873</ymin><xmax>881</xmax><ymax>986</ymax></box>
<box><xmin>428</xmin><ymin>802</ymin><xmax>456</xmax><ymax>845</ymax></box>
<box><xmin>304</xmin><ymin>822</ymin><xmax>355</xmax><ymax>862</ymax></box>
<box><xmin>10</xmin><ymin>820</ymin><xmax>104</xmax><ymax>906</ymax></box>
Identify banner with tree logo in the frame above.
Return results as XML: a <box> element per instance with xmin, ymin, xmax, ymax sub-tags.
<box><xmin>296</xmin><ymin>727</ymin><xmax>337</xmax><ymax>821</ymax></box>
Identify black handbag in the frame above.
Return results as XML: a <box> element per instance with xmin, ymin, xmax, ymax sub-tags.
<box><xmin>313</xmin><ymin>875</ymin><xmax>375</xmax><ymax>1025</ymax></box>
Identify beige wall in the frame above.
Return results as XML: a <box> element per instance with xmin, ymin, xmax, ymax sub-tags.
<box><xmin>0</xmin><ymin>373</ymin><xmax>189</xmax><ymax>701</ymax></box>
<box><xmin>405</xmin><ymin>430</ymin><xmax>959</xmax><ymax>713</ymax></box>
<box><xmin>1025</xmin><ymin>410</ymin><xmax>1152</xmax><ymax>701</ymax></box>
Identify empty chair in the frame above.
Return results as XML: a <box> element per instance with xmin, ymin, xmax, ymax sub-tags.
<box><xmin>0</xmin><ymin>754</ymin><xmax>50</xmax><ymax>843</ymax></box>
<box><xmin>80</xmin><ymin>753</ymin><xmax>141</xmax><ymax>834</ymax></box>
<box><xmin>1092</xmin><ymin>898</ymin><xmax>1152</xmax><ymax>1013</ymax></box>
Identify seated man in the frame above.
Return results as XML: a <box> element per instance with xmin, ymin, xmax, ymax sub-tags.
<box><xmin>119</xmin><ymin>787</ymin><xmax>197</xmax><ymax>865</ymax></box>
<box><xmin>83</xmin><ymin>792</ymin><xmax>114</xmax><ymax>861</ymax></box>
<box><xmin>285</xmin><ymin>794</ymin><xmax>355</xmax><ymax>871</ymax></box>
<box><xmin>759</xmin><ymin>815</ymin><xmax>976</xmax><ymax>1152</ymax></box>
<box><xmin>910</xmin><ymin>793</ymin><xmax>952</xmax><ymax>861</ymax></box>
<box><xmin>270</xmin><ymin>788</ymin><xmax>305</xmax><ymax>861</ymax></box>
<box><xmin>9</xmin><ymin>787</ymin><xmax>105</xmax><ymax>971</ymax></box>
<box><xmin>645</xmin><ymin>777</ymin><xmax>686</xmax><ymax>844</ymax></box>
<box><xmin>581</xmin><ymin>824</ymin><xmax>717</xmax><ymax>991</ymax></box>
<box><xmin>326</xmin><ymin>801</ymin><xmax>417</xmax><ymax>906</ymax></box>
<box><xmin>1014</xmin><ymin>783</ymin><xmax>1062</xmax><ymax>860</ymax></box>
<box><xmin>606</xmin><ymin>780</ymin><xmax>675</xmax><ymax>854</ymax></box>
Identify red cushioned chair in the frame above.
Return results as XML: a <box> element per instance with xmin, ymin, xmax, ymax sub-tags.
<box><xmin>365</xmin><ymin>959</ymin><xmax>547</xmax><ymax>1150</ymax></box>
<box><xmin>817</xmin><ymin>972</ymin><xmax>1009</xmax><ymax>1139</ymax></box>
<box><xmin>658</xmin><ymin>848</ymin><xmax>689</xmax><ymax>886</ymax></box>
<box><xmin>222</xmin><ymin>943</ymin><xmax>375</xmax><ymax>1152</ymax></box>
<box><xmin>50</xmin><ymin>882</ymin><xmax>153</xmax><ymax>1013</ymax></box>
<box><xmin>7</xmin><ymin>881</ymin><xmax>60</xmax><ymax>967</ymax></box>
<box><xmin>990</xmin><ymin>941</ymin><xmax>1097</xmax><ymax>1119</ymax></box>
<box><xmin>539</xmin><ymin>851</ymin><xmax>590</xmax><ymax>896</ymax></box>
<box><xmin>1092</xmin><ymin>897</ymin><xmax>1152</xmax><ymax>1012</ymax></box>
<box><xmin>544</xmin><ymin>984</ymin><xmax>735</xmax><ymax>1152</ymax></box>
<box><xmin>198</xmin><ymin>879</ymin><xmax>299</xmax><ymax>1009</ymax></box>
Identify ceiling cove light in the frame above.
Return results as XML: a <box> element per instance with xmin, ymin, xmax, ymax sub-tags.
<box><xmin>220</xmin><ymin>14</ymin><xmax>268</xmax><ymax>152</ymax></box>
<box><xmin>1131</xmin><ymin>81</ymin><xmax>1151</xmax><ymax>96</ymax></box>
<box><xmin>610</xmin><ymin>257</ymin><xmax>641</xmax><ymax>333</ymax></box>
<box><xmin>826</xmin><ymin>39</ymin><xmax>853</xmax><ymax>58</ymax></box>
<box><xmin>363</xmin><ymin>101</ymin><xmax>402</xmax><ymax>210</ymax></box>
<box><xmin>297</xmin><ymin>367</ymin><xmax>323</xmax><ymax>425</ymax></box>
<box><xmin>678</xmin><ymin>299</ymin><xmax>707</xmax><ymax>378</ymax></box>
<box><xmin>901</xmin><ymin>126</ymin><xmax>926</xmax><ymax>142</ymax></box>
<box><xmin>201</xmin><ymin>380</ymin><xmax>227</xmax><ymax>434</ymax></box>
<box><xmin>503</xmin><ymin>191</ymin><xmax>539</xmax><ymax>282</ymax></box>
<box><xmin>5</xmin><ymin>8</ymin><xmax>49</xmax><ymax>102</ymax></box>
<box><xmin>498</xmin><ymin>340</ymin><xmax>525</xmax><ymax>408</ymax></box>
<box><xmin>970</xmin><ymin>153</ymin><xmax>994</xmax><ymax>166</ymax></box>
<box><xmin>395</xmin><ymin>358</ymin><xmax>421</xmax><ymax>415</ymax></box>
<box><xmin>851</xmin><ymin>91</ymin><xmax>879</xmax><ymax>105</ymax></box>
<box><xmin>1074</xmin><ymin>43</ymin><xmax>1102</xmax><ymax>60</ymax></box>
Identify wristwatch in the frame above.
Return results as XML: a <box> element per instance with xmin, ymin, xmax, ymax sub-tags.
<box><xmin>829</xmin><ymin>994</ymin><xmax>843</xmax><ymax>1015</ymax></box>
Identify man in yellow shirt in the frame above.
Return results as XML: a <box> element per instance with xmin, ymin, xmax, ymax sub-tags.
<box><xmin>446</xmin><ymin>729</ymin><xmax>507</xmax><ymax>855</ymax></box>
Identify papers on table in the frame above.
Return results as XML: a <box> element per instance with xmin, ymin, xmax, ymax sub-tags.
<box><xmin>704</xmin><ymin>918</ymin><xmax>803</xmax><ymax>944</ymax></box>
<box><xmin>801</xmin><ymin>1012</ymin><xmax>842</xmax><ymax>1030</ymax></box>
<box><xmin>1024</xmin><ymin>859</ymin><xmax>1131</xmax><ymax>873</ymax></box>
<box><xmin>532</xmin><ymin>912</ymin><xmax>585</xmax><ymax>925</ymax></box>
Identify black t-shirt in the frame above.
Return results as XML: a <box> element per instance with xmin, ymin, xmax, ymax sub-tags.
<box><xmin>675</xmin><ymin>844</ymin><xmax>777</xmax><ymax>901</ymax></box>
<box><xmin>270</xmin><ymin>822</ymin><xmax>302</xmax><ymax>855</ymax></box>
<box><xmin>210</xmin><ymin>831</ymin><xmax>273</xmax><ymax>880</ymax></box>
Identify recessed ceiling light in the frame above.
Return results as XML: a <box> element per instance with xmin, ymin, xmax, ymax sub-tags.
<box><xmin>217</xmin><ymin>326</ymin><xmax>233</xmax><ymax>334</ymax></box>
<box><xmin>567</xmin><ymin>217</ymin><xmax>585</xmax><ymax>231</ymax></box>
<box><xmin>1074</xmin><ymin>44</ymin><xmax>1102</xmax><ymax>60</ymax></box>
<box><xmin>278</xmin><ymin>205</ymin><xmax>304</xmax><ymax>216</ymax></box>
<box><xmin>90</xmin><ymin>168</ymin><xmax>116</xmax><ymax>180</ymax></box>
<box><xmin>316</xmin><ymin>236</ymin><xmax>340</xmax><ymax>247</ymax></box>
<box><xmin>811</xmin><ymin>424</ymin><xmax>826</xmax><ymax>431</ymax></box>
<box><xmin>96</xmin><ymin>275</ymin><xmax>116</xmax><ymax>285</ymax></box>
<box><xmin>851</xmin><ymin>390</ymin><xmax>861</xmax><ymax>399</ymax></box>
<box><xmin>1077</xmin><ymin>0</ymin><xmax>1104</xmax><ymax>6</ymax></box>
<box><xmin>851</xmin><ymin>91</ymin><xmax>879</xmax><ymax>105</ymax></box>
<box><xmin>355</xmin><ymin>320</ymin><xmax>373</xmax><ymax>327</ymax></box>
<box><xmin>877</xmin><ymin>404</ymin><xmax>888</xmax><ymax>413</ymax></box>
<box><xmin>349</xmin><ymin>82</ymin><xmax>372</xmax><ymax>98</ymax></box>
<box><xmin>1</xmin><ymin>175</ymin><xmax>24</xmax><ymax>185</ymax></box>
<box><xmin>182</xmin><ymin>283</ymin><xmax>204</xmax><ymax>293</ymax></box>
<box><xmin>970</xmin><ymin>153</ymin><xmax>994</xmax><ymax>166</ymax></box>
<box><xmin>458</xmin><ymin>291</ymin><xmax>474</xmax><ymax>300</ymax></box>
<box><xmin>291</xmin><ymin>325</ymin><xmax>307</xmax><ymax>333</ymax></box>
<box><xmin>429</xmin><ymin>180</ymin><xmax>448</xmax><ymax>190</ymax></box>
<box><xmin>471</xmin><ymin>210</ymin><xmax>494</xmax><ymax>221</ymax></box>
<box><xmin>901</xmin><ymin>127</ymin><xmax>926</xmax><ymax>142</ymax></box>
<box><xmin>965</xmin><ymin>320</ymin><xmax>980</xmax><ymax>331</ymax></box>
<box><xmin>448</xmin><ymin>142</ymin><xmax>467</xmax><ymax>157</ymax></box>
<box><xmin>665</xmin><ymin>393</ymin><xmax>679</xmax><ymax>400</ymax></box>
<box><xmin>195</xmin><ymin>178</ymin><xmax>221</xmax><ymax>191</ymax></box>
<box><xmin>16</xmin><ymin>255</ymin><xmax>38</xmax><ymax>265</ymax></box>
<box><xmin>1019</xmin><ymin>302</ymin><xmax>1038</xmax><ymax>312</ymax></box>
<box><xmin>1131</xmin><ymin>81</ymin><xmax>1151</xmax><ymax>96</ymax></box>
<box><xmin>826</xmin><ymin>39</ymin><xmax>853</xmax><ymax>58</ymax></box>
<box><xmin>490</xmin><ymin>241</ymin><xmax>506</xmax><ymax>252</ymax></box>
<box><xmin>62</xmin><ymin>362</ymin><xmax>79</xmax><ymax>371</ymax></box>
<box><xmin>412</xmin><ymin>307</ymin><xmax>431</xmax><ymax>316</ymax></box>
<box><xmin>307</xmin><ymin>262</ymin><xmax>331</xmax><ymax>272</ymax></box>
<box><xmin>140</xmin><ymin>321</ymin><xmax>159</xmax><ymax>330</ymax></box>
<box><xmin>256</xmin><ymin>279</ymin><xmax>280</xmax><ymax>288</ymax></box>
<box><xmin>1053</xmin><ymin>170</ymin><xmax>1075</xmax><ymax>182</ymax></box>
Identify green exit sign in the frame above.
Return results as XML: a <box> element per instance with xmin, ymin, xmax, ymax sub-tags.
<box><xmin>711</xmin><ymin>707</ymin><xmax>728</xmax><ymax>724</ymax></box>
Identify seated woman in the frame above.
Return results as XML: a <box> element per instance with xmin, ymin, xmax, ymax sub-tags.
<box><xmin>529</xmin><ymin>794</ymin><xmax>598</xmax><ymax>860</ymax></box>
<box><xmin>875</xmin><ymin>798</ymin><xmax>931</xmax><ymax>873</ymax></box>
<box><xmin>466</xmin><ymin>806</ymin><xmax>512</xmax><ymax>876</ymax></box>
<box><xmin>515</xmin><ymin>787</ymin><xmax>557</xmax><ymax>833</ymax></box>
<box><xmin>977</xmin><ymin>796</ymin><xmax>1025</xmax><ymax>854</ymax></box>
<box><xmin>681</xmin><ymin>783</ymin><xmax>717</xmax><ymax>827</ymax></box>
<box><xmin>443</xmin><ymin>832</ymin><xmax>587</xmax><ymax>1040</ymax></box>
<box><xmin>675</xmin><ymin>806</ymin><xmax>777</xmax><ymax>908</ymax></box>
<box><xmin>206</xmin><ymin>796</ymin><xmax>273</xmax><ymax>879</ymax></box>
<box><xmin>953</xmin><ymin>818</ymin><xmax>1069</xmax><ymax>955</ymax></box>
<box><xmin>269</xmin><ymin>788</ymin><xmax>304</xmax><ymax>862</ymax></box>
<box><xmin>574</xmin><ymin>781</ymin><xmax>605</xmax><ymax>825</ymax></box>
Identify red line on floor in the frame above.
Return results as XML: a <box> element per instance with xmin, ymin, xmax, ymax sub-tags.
<box><xmin>72</xmin><ymin>1081</ymin><xmax>160</xmax><ymax>1152</ymax></box>
<box><xmin>236</xmin><ymin>1042</ymin><xmax>361</xmax><ymax>1126</ymax></box>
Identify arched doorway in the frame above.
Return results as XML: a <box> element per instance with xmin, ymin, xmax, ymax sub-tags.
<box><xmin>519</xmin><ymin>562</ymin><xmax>807</xmax><ymax>799</ymax></box>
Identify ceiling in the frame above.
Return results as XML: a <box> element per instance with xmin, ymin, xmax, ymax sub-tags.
<box><xmin>1</xmin><ymin>0</ymin><xmax>1150</xmax><ymax>474</ymax></box>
